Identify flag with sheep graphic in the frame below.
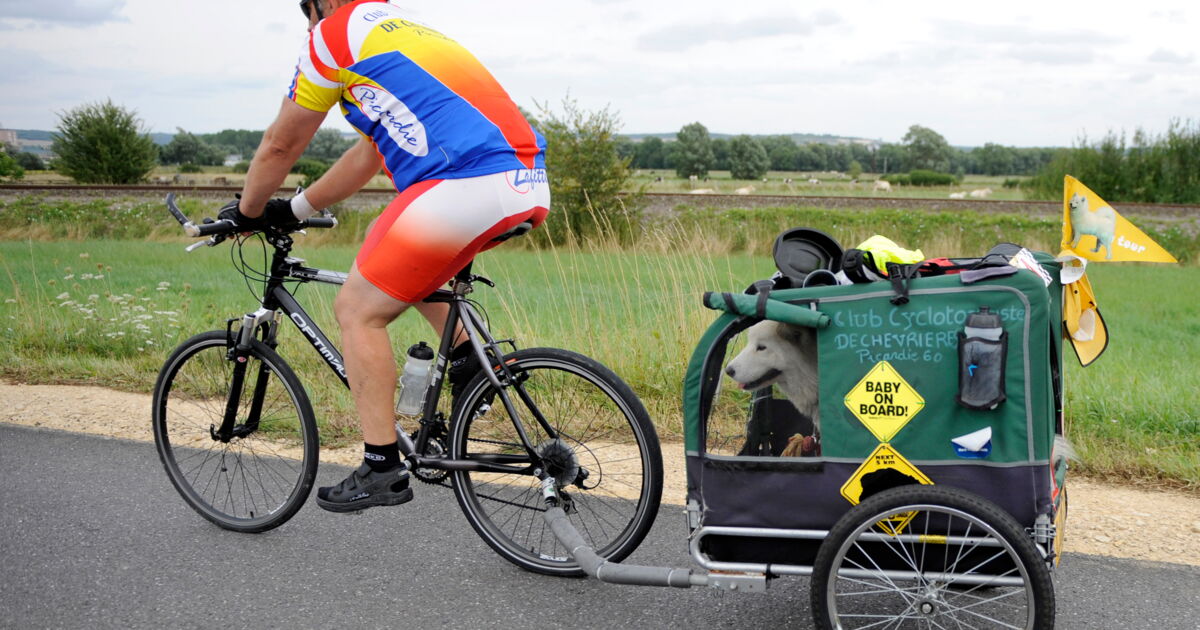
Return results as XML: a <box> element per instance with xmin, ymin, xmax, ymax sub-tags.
<box><xmin>1060</xmin><ymin>175</ymin><xmax>1177</xmax><ymax>263</ymax></box>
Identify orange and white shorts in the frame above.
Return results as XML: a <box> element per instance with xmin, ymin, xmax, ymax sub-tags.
<box><xmin>356</xmin><ymin>168</ymin><xmax>550</xmax><ymax>302</ymax></box>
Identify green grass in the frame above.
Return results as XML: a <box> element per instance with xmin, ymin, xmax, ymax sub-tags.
<box><xmin>0</xmin><ymin>238</ymin><xmax>772</xmax><ymax>444</ymax></box>
<box><xmin>2</xmin><ymin>196</ymin><xmax>1196</xmax><ymax>487</ymax></box>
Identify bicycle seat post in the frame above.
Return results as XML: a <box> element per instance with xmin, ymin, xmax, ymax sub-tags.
<box><xmin>453</xmin><ymin>261</ymin><xmax>475</xmax><ymax>295</ymax></box>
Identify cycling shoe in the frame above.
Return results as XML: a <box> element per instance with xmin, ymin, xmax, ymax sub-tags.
<box><xmin>315</xmin><ymin>463</ymin><xmax>413</xmax><ymax>513</ymax></box>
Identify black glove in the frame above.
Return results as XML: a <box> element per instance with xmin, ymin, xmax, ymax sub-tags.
<box><xmin>217</xmin><ymin>198</ymin><xmax>266</xmax><ymax>231</ymax></box>
<box><xmin>262</xmin><ymin>198</ymin><xmax>301</xmax><ymax>230</ymax></box>
<box><xmin>216</xmin><ymin>198</ymin><xmax>299</xmax><ymax>231</ymax></box>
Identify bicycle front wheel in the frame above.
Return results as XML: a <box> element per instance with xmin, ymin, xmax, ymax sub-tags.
<box><xmin>449</xmin><ymin>348</ymin><xmax>663</xmax><ymax>576</ymax></box>
<box><xmin>152</xmin><ymin>331</ymin><xmax>319</xmax><ymax>533</ymax></box>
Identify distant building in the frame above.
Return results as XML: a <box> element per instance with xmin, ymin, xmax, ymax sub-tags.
<box><xmin>0</xmin><ymin>126</ymin><xmax>17</xmax><ymax>147</ymax></box>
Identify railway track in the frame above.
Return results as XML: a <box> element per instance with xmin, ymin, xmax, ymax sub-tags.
<box><xmin>1</xmin><ymin>184</ymin><xmax>1196</xmax><ymax>217</ymax></box>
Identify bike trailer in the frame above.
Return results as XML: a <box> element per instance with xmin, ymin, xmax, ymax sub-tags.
<box><xmin>683</xmin><ymin>251</ymin><xmax>1068</xmax><ymax>572</ymax></box>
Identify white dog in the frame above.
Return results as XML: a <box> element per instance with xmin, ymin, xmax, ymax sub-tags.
<box><xmin>724</xmin><ymin>320</ymin><xmax>821</xmax><ymax>440</ymax></box>
<box><xmin>1068</xmin><ymin>193</ymin><xmax>1116</xmax><ymax>259</ymax></box>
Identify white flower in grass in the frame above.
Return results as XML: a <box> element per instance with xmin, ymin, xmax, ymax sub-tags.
<box><xmin>94</xmin><ymin>275</ymin><xmax>104</xmax><ymax>279</ymax></box>
<box><xmin>56</xmin><ymin>292</ymin><xmax>70</xmax><ymax>300</ymax></box>
<box><xmin>79</xmin><ymin>253</ymin><xmax>90</xmax><ymax>259</ymax></box>
<box><xmin>63</xmin><ymin>274</ymin><xmax>74</xmax><ymax>280</ymax></box>
<box><xmin>5</xmin><ymin>299</ymin><xmax>16</xmax><ymax>304</ymax></box>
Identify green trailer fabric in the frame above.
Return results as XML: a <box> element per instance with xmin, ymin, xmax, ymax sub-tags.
<box><xmin>683</xmin><ymin>260</ymin><xmax>1065</xmax><ymax>548</ymax></box>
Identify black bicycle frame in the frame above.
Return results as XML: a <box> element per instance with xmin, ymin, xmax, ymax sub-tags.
<box><xmin>216</xmin><ymin>232</ymin><xmax>558</xmax><ymax>477</ymax></box>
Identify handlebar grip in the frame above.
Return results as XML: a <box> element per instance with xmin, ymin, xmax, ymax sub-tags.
<box><xmin>302</xmin><ymin>216</ymin><xmax>338</xmax><ymax>229</ymax></box>
<box><xmin>191</xmin><ymin>219</ymin><xmax>238</xmax><ymax>237</ymax></box>
<box><xmin>165</xmin><ymin>193</ymin><xmax>190</xmax><ymax>226</ymax></box>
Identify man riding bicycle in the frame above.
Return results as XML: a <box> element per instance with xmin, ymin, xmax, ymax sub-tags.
<box><xmin>222</xmin><ymin>0</ymin><xmax>549</xmax><ymax>513</ymax></box>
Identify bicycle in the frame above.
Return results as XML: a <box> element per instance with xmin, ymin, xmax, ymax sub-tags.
<box><xmin>152</xmin><ymin>194</ymin><xmax>663</xmax><ymax>576</ymax></box>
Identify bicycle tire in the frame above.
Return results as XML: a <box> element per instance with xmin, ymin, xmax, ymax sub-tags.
<box><xmin>449</xmin><ymin>347</ymin><xmax>663</xmax><ymax>576</ymax></box>
<box><xmin>152</xmin><ymin>331</ymin><xmax>319</xmax><ymax>533</ymax></box>
<box><xmin>811</xmin><ymin>484</ymin><xmax>1055</xmax><ymax>630</ymax></box>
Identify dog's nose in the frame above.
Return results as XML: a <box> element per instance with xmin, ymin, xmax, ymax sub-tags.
<box><xmin>724</xmin><ymin>366</ymin><xmax>736</xmax><ymax>378</ymax></box>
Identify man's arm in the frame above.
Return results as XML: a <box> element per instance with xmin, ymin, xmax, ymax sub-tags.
<box><xmin>303</xmin><ymin>137</ymin><xmax>384</xmax><ymax>210</ymax></box>
<box><xmin>239</xmin><ymin>98</ymin><xmax>328</xmax><ymax>218</ymax></box>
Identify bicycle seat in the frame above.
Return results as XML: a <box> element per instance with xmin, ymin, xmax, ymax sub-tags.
<box><xmin>491</xmin><ymin>221</ymin><xmax>533</xmax><ymax>243</ymax></box>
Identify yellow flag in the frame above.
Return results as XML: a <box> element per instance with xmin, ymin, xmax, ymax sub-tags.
<box><xmin>1061</xmin><ymin>176</ymin><xmax>1178</xmax><ymax>263</ymax></box>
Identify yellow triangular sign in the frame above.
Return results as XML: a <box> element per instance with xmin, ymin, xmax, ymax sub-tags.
<box><xmin>1061</xmin><ymin>176</ymin><xmax>1177</xmax><ymax>263</ymax></box>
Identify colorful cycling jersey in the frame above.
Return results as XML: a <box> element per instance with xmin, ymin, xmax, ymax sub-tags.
<box><xmin>287</xmin><ymin>0</ymin><xmax>546</xmax><ymax>192</ymax></box>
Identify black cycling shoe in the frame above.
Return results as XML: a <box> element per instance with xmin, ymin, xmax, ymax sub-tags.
<box><xmin>315</xmin><ymin>463</ymin><xmax>414</xmax><ymax>513</ymax></box>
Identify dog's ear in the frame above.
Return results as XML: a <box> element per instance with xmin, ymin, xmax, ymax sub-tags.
<box><xmin>777</xmin><ymin>323</ymin><xmax>814</xmax><ymax>344</ymax></box>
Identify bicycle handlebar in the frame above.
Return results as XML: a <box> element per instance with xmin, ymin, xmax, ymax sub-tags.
<box><xmin>165</xmin><ymin>193</ymin><xmax>338</xmax><ymax>241</ymax></box>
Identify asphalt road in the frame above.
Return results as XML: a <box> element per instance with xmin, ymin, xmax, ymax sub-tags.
<box><xmin>2</xmin><ymin>424</ymin><xmax>1197</xmax><ymax>629</ymax></box>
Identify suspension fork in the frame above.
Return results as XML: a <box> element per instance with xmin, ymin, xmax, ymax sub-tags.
<box><xmin>214</xmin><ymin>308</ymin><xmax>278</xmax><ymax>442</ymax></box>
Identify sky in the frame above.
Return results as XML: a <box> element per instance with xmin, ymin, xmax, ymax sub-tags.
<box><xmin>1</xmin><ymin>0</ymin><xmax>1197</xmax><ymax>148</ymax></box>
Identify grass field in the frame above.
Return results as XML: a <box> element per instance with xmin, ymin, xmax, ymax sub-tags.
<box><xmin>14</xmin><ymin>167</ymin><xmax>1029</xmax><ymax>201</ymax></box>
<box><xmin>2</xmin><ymin>237</ymin><xmax>1197</xmax><ymax>488</ymax></box>
<box><xmin>1</xmin><ymin>192</ymin><xmax>1196</xmax><ymax>488</ymax></box>
<box><xmin>630</xmin><ymin>170</ymin><xmax>1029</xmax><ymax>200</ymax></box>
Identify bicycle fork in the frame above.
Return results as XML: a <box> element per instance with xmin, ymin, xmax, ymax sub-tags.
<box><xmin>212</xmin><ymin>308</ymin><xmax>278</xmax><ymax>443</ymax></box>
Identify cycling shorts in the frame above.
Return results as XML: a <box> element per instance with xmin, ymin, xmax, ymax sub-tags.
<box><xmin>356</xmin><ymin>168</ymin><xmax>550</xmax><ymax>303</ymax></box>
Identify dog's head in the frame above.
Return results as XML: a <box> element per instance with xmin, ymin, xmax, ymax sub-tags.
<box><xmin>724</xmin><ymin>320</ymin><xmax>813</xmax><ymax>391</ymax></box>
<box><xmin>1069</xmin><ymin>193</ymin><xmax>1088</xmax><ymax>216</ymax></box>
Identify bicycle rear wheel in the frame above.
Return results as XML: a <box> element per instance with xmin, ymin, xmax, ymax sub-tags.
<box><xmin>449</xmin><ymin>348</ymin><xmax>663</xmax><ymax>576</ymax></box>
<box><xmin>152</xmin><ymin>331</ymin><xmax>318</xmax><ymax>533</ymax></box>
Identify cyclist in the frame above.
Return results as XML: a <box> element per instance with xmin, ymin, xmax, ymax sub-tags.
<box><xmin>220</xmin><ymin>0</ymin><xmax>549</xmax><ymax>513</ymax></box>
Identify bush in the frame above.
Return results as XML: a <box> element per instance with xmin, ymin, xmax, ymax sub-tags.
<box><xmin>231</xmin><ymin>161</ymin><xmax>251</xmax><ymax>174</ymax></box>
<box><xmin>906</xmin><ymin>169</ymin><xmax>960</xmax><ymax>186</ymax></box>
<box><xmin>1028</xmin><ymin>119</ymin><xmax>1200</xmax><ymax>203</ymax></box>
<box><xmin>291</xmin><ymin>158</ymin><xmax>331</xmax><ymax>187</ymax></box>
<box><xmin>1002</xmin><ymin>178</ymin><xmax>1026</xmax><ymax>189</ymax></box>
<box><xmin>0</xmin><ymin>152</ymin><xmax>24</xmax><ymax>181</ymax></box>
<box><xmin>534</xmin><ymin>97</ymin><xmax>638</xmax><ymax>245</ymax></box>
<box><xmin>177</xmin><ymin>163</ymin><xmax>203</xmax><ymax>174</ymax></box>
<box><xmin>51</xmin><ymin>100</ymin><xmax>159</xmax><ymax>184</ymax></box>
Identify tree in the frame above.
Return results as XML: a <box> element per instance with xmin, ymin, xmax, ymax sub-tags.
<box><xmin>303</xmin><ymin>128</ymin><xmax>354</xmax><ymax>162</ymax></box>
<box><xmin>3</xmin><ymin>144</ymin><xmax>43</xmax><ymax>171</ymax></box>
<box><xmin>201</xmin><ymin>129</ymin><xmax>263</xmax><ymax>157</ymax></box>
<box><xmin>710</xmin><ymin>138</ymin><xmax>730</xmax><ymax>171</ymax></box>
<box><xmin>535</xmin><ymin>97</ymin><xmax>636</xmax><ymax>243</ymax></box>
<box><xmin>0</xmin><ymin>151</ymin><xmax>24</xmax><ymax>181</ymax></box>
<box><xmin>160</xmin><ymin>128</ymin><xmax>225</xmax><ymax>166</ymax></box>
<box><xmin>632</xmin><ymin>136</ymin><xmax>666</xmax><ymax>169</ymax></box>
<box><xmin>901</xmin><ymin>125</ymin><xmax>953</xmax><ymax>172</ymax></box>
<box><xmin>760</xmin><ymin>135</ymin><xmax>799</xmax><ymax>171</ymax></box>
<box><xmin>51</xmin><ymin>100</ymin><xmax>158</xmax><ymax>184</ymax></box>
<box><xmin>728</xmin><ymin>135</ymin><xmax>770</xmax><ymax>180</ymax></box>
<box><xmin>875</xmin><ymin>143</ymin><xmax>907</xmax><ymax>174</ymax></box>
<box><xmin>974</xmin><ymin>142</ymin><xmax>1017</xmax><ymax>176</ymax></box>
<box><xmin>674</xmin><ymin>122</ymin><xmax>713</xmax><ymax>178</ymax></box>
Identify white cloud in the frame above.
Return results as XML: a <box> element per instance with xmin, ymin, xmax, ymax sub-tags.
<box><xmin>1148</xmin><ymin>48</ymin><xmax>1194</xmax><ymax>64</ymax></box>
<box><xmin>1</xmin><ymin>0</ymin><xmax>1197</xmax><ymax>148</ymax></box>
<box><xmin>636</xmin><ymin>11</ymin><xmax>842</xmax><ymax>52</ymax></box>
<box><xmin>0</xmin><ymin>0</ymin><xmax>127</xmax><ymax>25</ymax></box>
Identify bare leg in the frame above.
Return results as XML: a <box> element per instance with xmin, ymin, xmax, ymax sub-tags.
<box><xmin>334</xmin><ymin>267</ymin><xmax>413</xmax><ymax>445</ymax></box>
<box><xmin>414</xmin><ymin>301</ymin><xmax>468</xmax><ymax>347</ymax></box>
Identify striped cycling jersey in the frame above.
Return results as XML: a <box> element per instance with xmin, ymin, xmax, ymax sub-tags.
<box><xmin>287</xmin><ymin>0</ymin><xmax>545</xmax><ymax>191</ymax></box>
